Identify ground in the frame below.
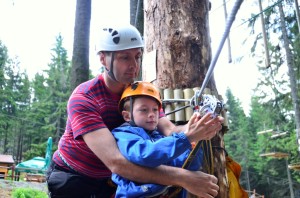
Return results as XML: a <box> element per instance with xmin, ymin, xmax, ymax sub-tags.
<box><xmin>0</xmin><ymin>180</ymin><xmax>47</xmax><ymax>198</ymax></box>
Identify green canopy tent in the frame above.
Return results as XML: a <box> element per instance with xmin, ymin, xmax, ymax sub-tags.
<box><xmin>15</xmin><ymin>137</ymin><xmax>53</xmax><ymax>175</ymax></box>
<box><xmin>44</xmin><ymin>136</ymin><xmax>53</xmax><ymax>170</ymax></box>
<box><xmin>15</xmin><ymin>156</ymin><xmax>47</xmax><ymax>174</ymax></box>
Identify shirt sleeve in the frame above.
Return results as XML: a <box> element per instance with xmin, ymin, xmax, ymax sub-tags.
<box><xmin>68</xmin><ymin>93</ymin><xmax>106</xmax><ymax>139</ymax></box>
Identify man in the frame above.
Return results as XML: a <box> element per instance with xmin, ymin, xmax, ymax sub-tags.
<box><xmin>46</xmin><ymin>24</ymin><xmax>223</xmax><ymax>198</ymax></box>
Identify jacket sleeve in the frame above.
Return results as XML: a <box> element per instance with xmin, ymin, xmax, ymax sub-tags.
<box><xmin>112</xmin><ymin>126</ymin><xmax>191</xmax><ymax>167</ymax></box>
<box><xmin>112</xmin><ymin>173</ymin><xmax>169</xmax><ymax>198</ymax></box>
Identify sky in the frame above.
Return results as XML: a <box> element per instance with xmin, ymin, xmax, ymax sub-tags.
<box><xmin>0</xmin><ymin>0</ymin><xmax>130</xmax><ymax>77</ymax></box>
<box><xmin>0</xmin><ymin>0</ymin><xmax>260</xmax><ymax>114</ymax></box>
<box><xmin>210</xmin><ymin>0</ymin><xmax>260</xmax><ymax>115</ymax></box>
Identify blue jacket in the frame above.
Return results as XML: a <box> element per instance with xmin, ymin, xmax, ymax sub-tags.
<box><xmin>111</xmin><ymin>123</ymin><xmax>203</xmax><ymax>198</ymax></box>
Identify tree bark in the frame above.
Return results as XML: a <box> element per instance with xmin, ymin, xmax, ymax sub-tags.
<box><xmin>130</xmin><ymin>0</ymin><xmax>144</xmax><ymax>80</ymax></box>
<box><xmin>130</xmin><ymin>0</ymin><xmax>144</xmax><ymax>35</ymax></box>
<box><xmin>130</xmin><ymin>0</ymin><xmax>138</xmax><ymax>25</ymax></box>
<box><xmin>70</xmin><ymin>0</ymin><xmax>91</xmax><ymax>91</ymax></box>
<box><xmin>144</xmin><ymin>0</ymin><xmax>216</xmax><ymax>91</ymax></box>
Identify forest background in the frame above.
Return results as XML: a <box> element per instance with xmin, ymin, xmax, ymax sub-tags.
<box><xmin>0</xmin><ymin>0</ymin><xmax>300</xmax><ymax>197</ymax></box>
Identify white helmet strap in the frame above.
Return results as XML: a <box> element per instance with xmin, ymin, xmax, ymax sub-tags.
<box><xmin>105</xmin><ymin>52</ymin><xmax>118</xmax><ymax>82</ymax></box>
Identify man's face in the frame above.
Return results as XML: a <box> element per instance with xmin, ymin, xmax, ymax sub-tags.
<box><xmin>107</xmin><ymin>48</ymin><xmax>142</xmax><ymax>84</ymax></box>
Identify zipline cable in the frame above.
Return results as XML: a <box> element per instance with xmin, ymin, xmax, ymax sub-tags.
<box><xmin>185</xmin><ymin>0</ymin><xmax>244</xmax><ymax>170</ymax></box>
<box><xmin>194</xmin><ymin>0</ymin><xmax>244</xmax><ymax>100</ymax></box>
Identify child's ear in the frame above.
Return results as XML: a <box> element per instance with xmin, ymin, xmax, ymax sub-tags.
<box><xmin>122</xmin><ymin>110</ymin><xmax>131</xmax><ymax>122</ymax></box>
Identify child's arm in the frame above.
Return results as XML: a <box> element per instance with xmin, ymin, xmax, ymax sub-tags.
<box><xmin>112</xmin><ymin>126</ymin><xmax>192</xmax><ymax>167</ymax></box>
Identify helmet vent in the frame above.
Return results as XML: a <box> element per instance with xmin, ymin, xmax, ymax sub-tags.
<box><xmin>113</xmin><ymin>37</ymin><xmax>120</xmax><ymax>44</ymax></box>
<box><xmin>97</xmin><ymin>25</ymin><xmax>144</xmax><ymax>52</ymax></box>
<box><xmin>103</xmin><ymin>28</ymin><xmax>120</xmax><ymax>44</ymax></box>
<box><xmin>111</xmin><ymin>30</ymin><xmax>118</xmax><ymax>36</ymax></box>
<box><xmin>110</xmin><ymin>29</ymin><xmax>120</xmax><ymax>44</ymax></box>
<box><xmin>131</xmin><ymin>82</ymin><xmax>139</xmax><ymax>90</ymax></box>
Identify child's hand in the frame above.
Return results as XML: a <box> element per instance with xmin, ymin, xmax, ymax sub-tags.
<box><xmin>184</xmin><ymin>112</ymin><xmax>224</xmax><ymax>143</ymax></box>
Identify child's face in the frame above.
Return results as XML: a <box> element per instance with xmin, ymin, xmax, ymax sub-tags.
<box><xmin>132</xmin><ymin>97</ymin><xmax>160</xmax><ymax>131</ymax></box>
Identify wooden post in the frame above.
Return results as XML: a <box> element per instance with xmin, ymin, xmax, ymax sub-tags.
<box><xmin>174</xmin><ymin>89</ymin><xmax>185</xmax><ymax>123</ymax></box>
<box><xmin>163</xmin><ymin>88</ymin><xmax>175</xmax><ymax>122</ymax></box>
<box><xmin>183</xmin><ymin>88</ymin><xmax>194</xmax><ymax>121</ymax></box>
<box><xmin>258</xmin><ymin>0</ymin><xmax>271</xmax><ymax>68</ymax></box>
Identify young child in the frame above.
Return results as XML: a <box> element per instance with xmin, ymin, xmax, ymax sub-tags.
<box><xmin>111</xmin><ymin>81</ymin><xmax>204</xmax><ymax>197</ymax></box>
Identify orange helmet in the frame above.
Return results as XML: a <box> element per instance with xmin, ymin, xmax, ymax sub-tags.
<box><xmin>119</xmin><ymin>81</ymin><xmax>162</xmax><ymax>112</ymax></box>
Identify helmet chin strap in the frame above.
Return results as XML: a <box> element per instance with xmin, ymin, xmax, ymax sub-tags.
<box><xmin>105</xmin><ymin>52</ymin><xmax>118</xmax><ymax>82</ymax></box>
<box><xmin>105</xmin><ymin>51</ymin><xmax>141</xmax><ymax>83</ymax></box>
<box><xmin>128</xmin><ymin>97</ymin><xmax>137</xmax><ymax>127</ymax></box>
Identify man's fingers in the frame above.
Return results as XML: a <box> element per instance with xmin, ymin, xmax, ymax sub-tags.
<box><xmin>207</xmin><ymin>177</ymin><xmax>219</xmax><ymax>197</ymax></box>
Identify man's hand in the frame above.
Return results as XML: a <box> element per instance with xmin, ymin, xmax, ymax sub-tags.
<box><xmin>180</xmin><ymin>170</ymin><xmax>219</xmax><ymax>198</ymax></box>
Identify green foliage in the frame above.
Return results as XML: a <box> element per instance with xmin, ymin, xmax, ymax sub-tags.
<box><xmin>0</xmin><ymin>41</ymin><xmax>31</xmax><ymax>155</ymax></box>
<box><xmin>27</xmin><ymin>34</ymin><xmax>71</xmax><ymax>144</ymax></box>
<box><xmin>0</xmin><ymin>31</ymin><xmax>96</xmax><ymax>163</ymax></box>
<box><xmin>12</xmin><ymin>188</ymin><xmax>47</xmax><ymax>198</ymax></box>
<box><xmin>224</xmin><ymin>88</ymin><xmax>252</xmax><ymax>163</ymax></box>
<box><xmin>224</xmin><ymin>87</ymin><xmax>300</xmax><ymax>197</ymax></box>
<box><xmin>23</xmin><ymin>140</ymin><xmax>57</xmax><ymax>161</ymax></box>
<box><xmin>242</xmin><ymin>1</ymin><xmax>300</xmax><ymax>195</ymax></box>
<box><xmin>0</xmin><ymin>34</ymin><xmax>71</xmax><ymax>163</ymax></box>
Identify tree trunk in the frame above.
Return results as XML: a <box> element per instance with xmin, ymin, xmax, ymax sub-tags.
<box><xmin>144</xmin><ymin>0</ymin><xmax>227</xmax><ymax>197</ymax></box>
<box><xmin>278</xmin><ymin>2</ymin><xmax>300</xmax><ymax>156</ymax></box>
<box><xmin>130</xmin><ymin>0</ymin><xmax>144</xmax><ymax>80</ymax></box>
<box><xmin>130</xmin><ymin>0</ymin><xmax>144</xmax><ymax>35</ymax></box>
<box><xmin>144</xmin><ymin>0</ymin><xmax>216</xmax><ymax>91</ymax></box>
<box><xmin>130</xmin><ymin>0</ymin><xmax>138</xmax><ymax>25</ymax></box>
<box><xmin>70</xmin><ymin>0</ymin><xmax>91</xmax><ymax>91</ymax></box>
<box><xmin>3</xmin><ymin>123</ymin><xmax>8</xmax><ymax>153</ymax></box>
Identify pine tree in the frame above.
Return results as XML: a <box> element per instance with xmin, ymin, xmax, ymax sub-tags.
<box><xmin>25</xmin><ymin>34</ymin><xmax>71</xmax><ymax>155</ymax></box>
<box><xmin>224</xmin><ymin>88</ymin><xmax>253</xmax><ymax>191</ymax></box>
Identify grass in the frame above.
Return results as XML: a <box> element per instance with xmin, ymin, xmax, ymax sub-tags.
<box><xmin>0</xmin><ymin>171</ymin><xmax>48</xmax><ymax>198</ymax></box>
<box><xmin>12</xmin><ymin>188</ymin><xmax>47</xmax><ymax>198</ymax></box>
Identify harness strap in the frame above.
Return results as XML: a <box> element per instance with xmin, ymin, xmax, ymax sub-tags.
<box><xmin>168</xmin><ymin>140</ymin><xmax>214</xmax><ymax>197</ymax></box>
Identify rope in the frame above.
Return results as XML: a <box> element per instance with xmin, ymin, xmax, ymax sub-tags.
<box><xmin>205</xmin><ymin>140</ymin><xmax>214</xmax><ymax>175</ymax></box>
<box><xmin>167</xmin><ymin>140</ymin><xmax>215</xmax><ymax>197</ymax></box>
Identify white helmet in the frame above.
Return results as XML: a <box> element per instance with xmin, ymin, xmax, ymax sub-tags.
<box><xmin>96</xmin><ymin>24</ymin><xmax>144</xmax><ymax>53</ymax></box>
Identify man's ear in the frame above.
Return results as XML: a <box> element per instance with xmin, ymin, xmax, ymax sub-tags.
<box><xmin>122</xmin><ymin>110</ymin><xmax>131</xmax><ymax>122</ymax></box>
<box><xmin>99</xmin><ymin>52</ymin><xmax>106</xmax><ymax>65</ymax></box>
<box><xmin>100</xmin><ymin>52</ymin><xmax>110</xmax><ymax>70</ymax></box>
